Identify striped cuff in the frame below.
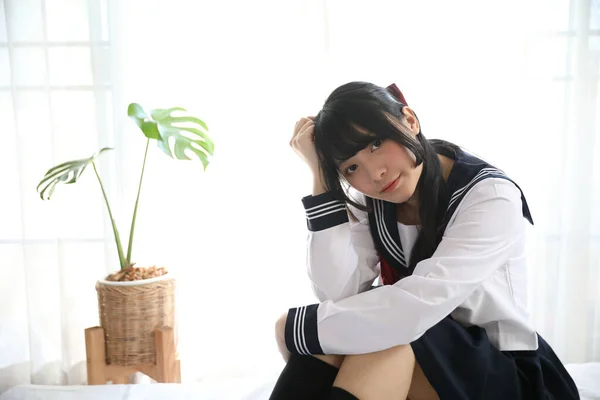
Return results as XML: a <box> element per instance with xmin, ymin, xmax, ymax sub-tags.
<box><xmin>302</xmin><ymin>192</ymin><xmax>348</xmax><ymax>231</ymax></box>
<box><xmin>285</xmin><ymin>304</ymin><xmax>324</xmax><ymax>356</ymax></box>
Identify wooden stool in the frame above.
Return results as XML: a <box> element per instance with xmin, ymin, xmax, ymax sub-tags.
<box><xmin>85</xmin><ymin>326</ymin><xmax>181</xmax><ymax>384</ymax></box>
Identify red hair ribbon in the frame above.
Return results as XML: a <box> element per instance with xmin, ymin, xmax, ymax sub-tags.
<box><xmin>386</xmin><ymin>83</ymin><xmax>408</xmax><ymax>106</ymax></box>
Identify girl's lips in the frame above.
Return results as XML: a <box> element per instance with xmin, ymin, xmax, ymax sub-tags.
<box><xmin>381</xmin><ymin>175</ymin><xmax>401</xmax><ymax>193</ymax></box>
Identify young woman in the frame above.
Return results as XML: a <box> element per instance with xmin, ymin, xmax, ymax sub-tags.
<box><xmin>269</xmin><ymin>82</ymin><xmax>580</xmax><ymax>400</ymax></box>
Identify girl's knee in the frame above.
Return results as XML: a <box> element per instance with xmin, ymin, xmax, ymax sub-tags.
<box><xmin>333</xmin><ymin>345</ymin><xmax>416</xmax><ymax>399</ymax></box>
<box><xmin>383</xmin><ymin>343</ymin><xmax>415</xmax><ymax>358</ymax></box>
<box><xmin>363</xmin><ymin>343</ymin><xmax>416</xmax><ymax>364</ymax></box>
<box><xmin>408</xmin><ymin>361</ymin><xmax>439</xmax><ymax>400</ymax></box>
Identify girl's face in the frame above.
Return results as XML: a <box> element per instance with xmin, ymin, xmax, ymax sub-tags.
<box><xmin>337</xmin><ymin>108</ymin><xmax>422</xmax><ymax>204</ymax></box>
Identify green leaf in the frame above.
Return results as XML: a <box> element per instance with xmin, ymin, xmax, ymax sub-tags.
<box><xmin>156</xmin><ymin>126</ymin><xmax>211</xmax><ymax>169</ymax></box>
<box><xmin>128</xmin><ymin>103</ymin><xmax>147</xmax><ymax>119</ymax></box>
<box><xmin>36</xmin><ymin>147</ymin><xmax>113</xmax><ymax>200</ymax></box>
<box><xmin>135</xmin><ymin>106</ymin><xmax>215</xmax><ymax>169</ymax></box>
<box><xmin>177</xmin><ymin>127</ymin><xmax>215</xmax><ymax>155</ymax></box>
<box><xmin>151</xmin><ymin>107</ymin><xmax>186</xmax><ymax>121</ymax></box>
<box><xmin>127</xmin><ymin>103</ymin><xmax>148</xmax><ymax>129</ymax></box>
<box><xmin>141</xmin><ymin>120</ymin><xmax>160</xmax><ymax>140</ymax></box>
<box><xmin>161</xmin><ymin>115</ymin><xmax>209</xmax><ymax>132</ymax></box>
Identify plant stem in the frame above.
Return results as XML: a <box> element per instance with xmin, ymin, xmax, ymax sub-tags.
<box><xmin>126</xmin><ymin>137</ymin><xmax>150</xmax><ymax>265</ymax></box>
<box><xmin>92</xmin><ymin>161</ymin><xmax>126</xmax><ymax>270</ymax></box>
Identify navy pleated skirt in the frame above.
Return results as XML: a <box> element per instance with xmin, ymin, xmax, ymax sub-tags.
<box><xmin>411</xmin><ymin>316</ymin><xmax>580</xmax><ymax>399</ymax></box>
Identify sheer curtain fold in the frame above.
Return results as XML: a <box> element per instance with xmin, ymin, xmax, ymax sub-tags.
<box><xmin>0</xmin><ymin>0</ymin><xmax>117</xmax><ymax>390</ymax></box>
<box><xmin>0</xmin><ymin>0</ymin><xmax>598</xmax><ymax>391</ymax></box>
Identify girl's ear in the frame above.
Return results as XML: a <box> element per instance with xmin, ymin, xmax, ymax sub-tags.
<box><xmin>401</xmin><ymin>107</ymin><xmax>420</xmax><ymax>136</ymax></box>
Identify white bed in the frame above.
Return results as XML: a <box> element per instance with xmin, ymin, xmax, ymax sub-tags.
<box><xmin>566</xmin><ymin>363</ymin><xmax>600</xmax><ymax>400</ymax></box>
<box><xmin>1</xmin><ymin>364</ymin><xmax>598</xmax><ymax>400</ymax></box>
<box><xmin>0</xmin><ymin>376</ymin><xmax>275</xmax><ymax>400</ymax></box>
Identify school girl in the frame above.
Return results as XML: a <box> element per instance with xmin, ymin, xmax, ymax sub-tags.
<box><xmin>269</xmin><ymin>81</ymin><xmax>579</xmax><ymax>400</ymax></box>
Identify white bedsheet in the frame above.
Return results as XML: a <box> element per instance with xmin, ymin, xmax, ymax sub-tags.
<box><xmin>566</xmin><ymin>363</ymin><xmax>600</xmax><ymax>400</ymax></box>
<box><xmin>1</xmin><ymin>363</ymin><xmax>599</xmax><ymax>400</ymax></box>
<box><xmin>0</xmin><ymin>378</ymin><xmax>275</xmax><ymax>400</ymax></box>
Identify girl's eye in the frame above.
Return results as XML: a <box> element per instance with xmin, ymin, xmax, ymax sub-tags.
<box><xmin>345</xmin><ymin>164</ymin><xmax>358</xmax><ymax>174</ymax></box>
<box><xmin>371</xmin><ymin>140</ymin><xmax>383</xmax><ymax>151</ymax></box>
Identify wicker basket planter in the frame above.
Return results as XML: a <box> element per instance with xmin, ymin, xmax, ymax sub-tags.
<box><xmin>36</xmin><ymin>103</ymin><xmax>212</xmax><ymax>383</ymax></box>
<box><xmin>96</xmin><ymin>274</ymin><xmax>176</xmax><ymax>366</ymax></box>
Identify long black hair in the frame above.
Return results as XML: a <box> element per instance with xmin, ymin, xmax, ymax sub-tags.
<box><xmin>313</xmin><ymin>81</ymin><xmax>457</xmax><ymax>268</ymax></box>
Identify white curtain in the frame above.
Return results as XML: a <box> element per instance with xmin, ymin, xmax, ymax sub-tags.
<box><xmin>0</xmin><ymin>0</ymin><xmax>598</xmax><ymax>391</ymax></box>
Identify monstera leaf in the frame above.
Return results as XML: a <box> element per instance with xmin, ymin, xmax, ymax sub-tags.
<box><xmin>36</xmin><ymin>102</ymin><xmax>214</xmax><ymax>273</ymax></box>
<box><xmin>127</xmin><ymin>103</ymin><xmax>214</xmax><ymax>170</ymax></box>
<box><xmin>36</xmin><ymin>147</ymin><xmax>113</xmax><ymax>200</ymax></box>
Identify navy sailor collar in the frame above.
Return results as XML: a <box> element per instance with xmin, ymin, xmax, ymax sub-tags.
<box><xmin>367</xmin><ymin>142</ymin><xmax>534</xmax><ymax>276</ymax></box>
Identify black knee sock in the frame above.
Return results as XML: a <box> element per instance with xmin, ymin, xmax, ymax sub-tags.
<box><xmin>327</xmin><ymin>387</ymin><xmax>359</xmax><ymax>399</ymax></box>
<box><xmin>269</xmin><ymin>354</ymin><xmax>339</xmax><ymax>400</ymax></box>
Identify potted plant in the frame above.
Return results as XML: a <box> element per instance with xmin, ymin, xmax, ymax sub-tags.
<box><xmin>36</xmin><ymin>104</ymin><xmax>214</xmax><ymax>366</ymax></box>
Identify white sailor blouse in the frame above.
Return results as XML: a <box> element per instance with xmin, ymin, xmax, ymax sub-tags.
<box><xmin>285</xmin><ymin>143</ymin><xmax>538</xmax><ymax>356</ymax></box>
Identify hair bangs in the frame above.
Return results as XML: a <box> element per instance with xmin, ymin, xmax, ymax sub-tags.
<box><xmin>315</xmin><ymin>104</ymin><xmax>404</xmax><ymax>166</ymax></box>
<box><xmin>315</xmin><ymin>115</ymin><xmax>374</xmax><ymax>165</ymax></box>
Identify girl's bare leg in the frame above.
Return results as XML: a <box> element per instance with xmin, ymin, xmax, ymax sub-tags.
<box><xmin>319</xmin><ymin>345</ymin><xmax>438</xmax><ymax>400</ymax></box>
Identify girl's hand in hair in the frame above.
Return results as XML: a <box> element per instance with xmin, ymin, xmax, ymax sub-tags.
<box><xmin>291</xmin><ymin>116</ymin><xmax>327</xmax><ymax>195</ymax></box>
<box><xmin>290</xmin><ymin>116</ymin><xmax>319</xmax><ymax>176</ymax></box>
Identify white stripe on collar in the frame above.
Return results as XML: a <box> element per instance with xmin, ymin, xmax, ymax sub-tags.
<box><xmin>373</xmin><ymin>199</ymin><xmax>407</xmax><ymax>267</ymax></box>
<box><xmin>448</xmin><ymin>167</ymin><xmax>504</xmax><ymax>210</ymax></box>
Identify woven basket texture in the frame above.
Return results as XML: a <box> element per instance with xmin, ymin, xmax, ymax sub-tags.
<box><xmin>96</xmin><ymin>278</ymin><xmax>176</xmax><ymax>366</ymax></box>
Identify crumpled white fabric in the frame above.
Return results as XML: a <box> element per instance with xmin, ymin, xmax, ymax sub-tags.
<box><xmin>565</xmin><ymin>363</ymin><xmax>600</xmax><ymax>400</ymax></box>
